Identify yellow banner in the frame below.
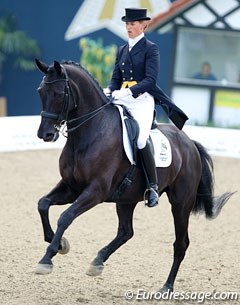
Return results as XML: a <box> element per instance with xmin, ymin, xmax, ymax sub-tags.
<box><xmin>215</xmin><ymin>90</ymin><xmax>240</xmax><ymax>108</ymax></box>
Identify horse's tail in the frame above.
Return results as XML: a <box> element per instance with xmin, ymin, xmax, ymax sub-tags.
<box><xmin>192</xmin><ymin>140</ymin><xmax>233</xmax><ymax>219</ymax></box>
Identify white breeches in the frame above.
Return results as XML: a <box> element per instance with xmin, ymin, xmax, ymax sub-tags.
<box><xmin>113</xmin><ymin>92</ymin><xmax>155</xmax><ymax>149</ymax></box>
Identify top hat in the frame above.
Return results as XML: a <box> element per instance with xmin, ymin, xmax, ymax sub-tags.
<box><xmin>121</xmin><ymin>8</ymin><xmax>151</xmax><ymax>22</ymax></box>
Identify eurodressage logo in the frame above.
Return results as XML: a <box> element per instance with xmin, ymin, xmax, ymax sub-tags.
<box><xmin>65</xmin><ymin>0</ymin><xmax>171</xmax><ymax>41</ymax></box>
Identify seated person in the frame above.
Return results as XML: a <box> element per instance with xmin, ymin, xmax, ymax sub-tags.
<box><xmin>193</xmin><ymin>62</ymin><xmax>217</xmax><ymax>81</ymax></box>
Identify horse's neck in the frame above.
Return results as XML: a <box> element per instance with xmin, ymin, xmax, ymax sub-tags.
<box><xmin>67</xmin><ymin>66</ymin><xmax>104</xmax><ymax>117</ymax></box>
<box><xmin>77</xmin><ymin>87</ymin><xmax>106</xmax><ymax>115</ymax></box>
<box><xmin>67</xmin><ymin>103</ymin><xmax>119</xmax><ymax>145</ymax></box>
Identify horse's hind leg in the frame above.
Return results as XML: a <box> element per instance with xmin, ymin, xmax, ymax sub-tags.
<box><xmin>87</xmin><ymin>202</ymin><xmax>137</xmax><ymax>276</ymax></box>
<box><xmin>160</xmin><ymin>198</ymin><xmax>193</xmax><ymax>292</ymax></box>
<box><xmin>38</xmin><ymin>179</ymin><xmax>77</xmax><ymax>244</ymax></box>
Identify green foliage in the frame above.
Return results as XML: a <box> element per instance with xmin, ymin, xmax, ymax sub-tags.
<box><xmin>79</xmin><ymin>37</ymin><xmax>117</xmax><ymax>87</ymax></box>
<box><xmin>0</xmin><ymin>14</ymin><xmax>41</xmax><ymax>75</ymax></box>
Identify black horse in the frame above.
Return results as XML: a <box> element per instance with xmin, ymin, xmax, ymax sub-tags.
<box><xmin>35</xmin><ymin>59</ymin><xmax>233</xmax><ymax>292</ymax></box>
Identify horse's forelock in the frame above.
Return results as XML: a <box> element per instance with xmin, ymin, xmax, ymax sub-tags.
<box><xmin>48</xmin><ymin>65</ymin><xmax>59</xmax><ymax>75</ymax></box>
<box><xmin>43</xmin><ymin>64</ymin><xmax>63</xmax><ymax>83</ymax></box>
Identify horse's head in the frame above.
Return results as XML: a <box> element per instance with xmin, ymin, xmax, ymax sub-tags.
<box><xmin>35</xmin><ymin>59</ymin><xmax>77</xmax><ymax>142</ymax></box>
<box><xmin>36</xmin><ymin>59</ymin><xmax>110</xmax><ymax>141</ymax></box>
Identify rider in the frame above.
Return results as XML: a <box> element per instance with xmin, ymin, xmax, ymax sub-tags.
<box><xmin>104</xmin><ymin>8</ymin><xmax>188</xmax><ymax>207</ymax></box>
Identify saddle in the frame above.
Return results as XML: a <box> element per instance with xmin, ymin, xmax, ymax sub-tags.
<box><xmin>121</xmin><ymin>106</ymin><xmax>157</xmax><ymax>165</ymax></box>
<box><xmin>121</xmin><ymin>106</ymin><xmax>139</xmax><ymax>164</ymax></box>
<box><xmin>111</xmin><ymin>105</ymin><xmax>155</xmax><ymax>201</ymax></box>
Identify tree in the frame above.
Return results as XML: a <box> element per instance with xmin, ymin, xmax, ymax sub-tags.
<box><xmin>0</xmin><ymin>13</ymin><xmax>40</xmax><ymax>84</ymax></box>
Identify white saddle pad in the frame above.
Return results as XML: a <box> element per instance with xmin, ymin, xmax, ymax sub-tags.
<box><xmin>116</xmin><ymin>105</ymin><xmax>172</xmax><ymax>167</ymax></box>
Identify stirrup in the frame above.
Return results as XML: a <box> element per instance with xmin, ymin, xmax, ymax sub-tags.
<box><xmin>143</xmin><ymin>187</ymin><xmax>158</xmax><ymax>206</ymax></box>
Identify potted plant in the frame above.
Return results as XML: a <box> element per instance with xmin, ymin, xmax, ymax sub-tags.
<box><xmin>79</xmin><ymin>37</ymin><xmax>116</xmax><ymax>88</ymax></box>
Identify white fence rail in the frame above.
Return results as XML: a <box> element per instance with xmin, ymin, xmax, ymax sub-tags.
<box><xmin>0</xmin><ymin>116</ymin><xmax>239</xmax><ymax>158</ymax></box>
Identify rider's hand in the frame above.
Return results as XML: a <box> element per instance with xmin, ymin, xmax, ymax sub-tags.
<box><xmin>112</xmin><ymin>88</ymin><xmax>132</xmax><ymax>100</ymax></box>
<box><xmin>103</xmin><ymin>87</ymin><xmax>111</xmax><ymax>97</ymax></box>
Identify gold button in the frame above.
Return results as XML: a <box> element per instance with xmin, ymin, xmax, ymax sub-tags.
<box><xmin>122</xmin><ymin>70</ymin><xmax>124</xmax><ymax>73</ymax></box>
<box><xmin>130</xmin><ymin>77</ymin><xmax>133</xmax><ymax>80</ymax></box>
<box><xmin>123</xmin><ymin>78</ymin><xmax>126</xmax><ymax>80</ymax></box>
<box><xmin>122</xmin><ymin>62</ymin><xmax>125</xmax><ymax>65</ymax></box>
<box><xmin>130</xmin><ymin>70</ymin><xmax>133</xmax><ymax>73</ymax></box>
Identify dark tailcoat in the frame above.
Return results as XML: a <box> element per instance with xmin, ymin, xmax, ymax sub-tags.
<box><xmin>108</xmin><ymin>37</ymin><xmax>188</xmax><ymax>129</ymax></box>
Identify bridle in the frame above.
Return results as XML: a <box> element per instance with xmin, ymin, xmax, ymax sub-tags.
<box><xmin>41</xmin><ymin>65</ymin><xmax>76</xmax><ymax>132</ymax></box>
<box><xmin>40</xmin><ymin>64</ymin><xmax>111</xmax><ymax>137</ymax></box>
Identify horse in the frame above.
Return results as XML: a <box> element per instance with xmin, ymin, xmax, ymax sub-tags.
<box><xmin>34</xmin><ymin>59</ymin><xmax>233</xmax><ymax>292</ymax></box>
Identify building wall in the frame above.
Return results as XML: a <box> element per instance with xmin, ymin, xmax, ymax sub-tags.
<box><xmin>0</xmin><ymin>0</ymin><xmax>174</xmax><ymax>116</ymax></box>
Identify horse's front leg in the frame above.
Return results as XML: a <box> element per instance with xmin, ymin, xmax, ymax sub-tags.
<box><xmin>86</xmin><ymin>202</ymin><xmax>137</xmax><ymax>276</ymax></box>
<box><xmin>35</xmin><ymin>182</ymin><xmax>102</xmax><ymax>275</ymax></box>
<box><xmin>38</xmin><ymin>179</ymin><xmax>77</xmax><ymax>245</ymax></box>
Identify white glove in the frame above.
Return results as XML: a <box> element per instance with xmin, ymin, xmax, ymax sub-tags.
<box><xmin>103</xmin><ymin>87</ymin><xmax>111</xmax><ymax>97</ymax></box>
<box><xmin>112</xmin><ymin>88</ymin><xmax>132</xmax><ymax>100</ymax></box>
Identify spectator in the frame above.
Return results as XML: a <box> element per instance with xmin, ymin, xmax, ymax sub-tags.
<box><xmin>193</xmin><ymin>62</ymin><xmax>217</xmax><ymax>80</ymax></box>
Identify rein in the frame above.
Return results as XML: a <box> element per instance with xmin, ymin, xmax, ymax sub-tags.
<box><xmin>67</xmin><ymin>100</ymin><xmax>112</xmax><ymax>133</ymax></box>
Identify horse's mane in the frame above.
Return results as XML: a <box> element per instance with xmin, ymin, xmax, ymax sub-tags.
<box><xmin>61</xmin><ymin>60</ymin><xmax>107</xmax><ymax>100</ymax></box>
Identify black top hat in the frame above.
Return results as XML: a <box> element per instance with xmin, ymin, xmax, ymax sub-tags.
<box><xmin>121</xmin><ymin>8</ymin><xmax>151</xmax><ymax>22</ymax></box>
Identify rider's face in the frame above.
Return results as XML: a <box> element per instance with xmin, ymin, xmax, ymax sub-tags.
<box><xmin>125</xmin><ymin>21</ymin><xmax>147</xmax><ymax>39</ymax></box>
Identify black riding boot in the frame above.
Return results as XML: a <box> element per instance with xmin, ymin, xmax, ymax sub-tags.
<box><xmin>139</xmin><ymin>143</ymin><xmax>159</xmax><ymax>207</ymax></box>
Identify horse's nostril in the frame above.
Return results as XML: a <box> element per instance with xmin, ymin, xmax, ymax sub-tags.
<box><xmin>43</xmin><ymin>133</ymin><xmax>55</xmax><ymax>142</ymax></box>
<box><xmin>46</xmin><ymin>133</ymin><xmax>54</xmax><ymax>138</ymax></box>
<box><xmin>43</xmin><ymin>132</ymin><xmax>59</xmax><ymax>142</ymax></box>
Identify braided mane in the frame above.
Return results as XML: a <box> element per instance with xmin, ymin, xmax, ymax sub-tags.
<box><xmin>61</xmin><ymin>60</ymin><xmax>106</xmax><ymax>99</ymax></box>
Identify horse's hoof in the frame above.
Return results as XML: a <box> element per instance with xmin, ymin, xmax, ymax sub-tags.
<box><xmin>35</xmin><ymin>263</ymin><xmax>53</xmax><ymax>275</ymax></box>
<box><xmin>58</xmin><ymin>237</ymin><xmax>70</xmax><ymax>255</ymax></box>
<box><xmin>86</xmin><ymin>263</ymin><xmax>104</xmax><ymax>276</ymax></box>
<box><xmin>159</xmin><ymin>285</ymin><xmax>173</xmax><ymax>293</ymax></box>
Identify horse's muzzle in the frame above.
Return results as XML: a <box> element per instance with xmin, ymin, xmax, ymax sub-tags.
<box><xmin>37</xmin><ymin>129</ymin><xmax>59</xmax><ymax>142</ymax></box>
<box><xmin>37</xmin><ymin>116</ymin><xmax>60</xmax><ymax>142</ymax></box>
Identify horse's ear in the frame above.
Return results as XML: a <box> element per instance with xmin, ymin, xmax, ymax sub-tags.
<box><xmin>54</xmin><ymin>60</ymin><xmax>62</xmax><ymax>75</ymax></box>
<box><xmin>35</xmin><ymin>59</ymin><xmax>49</xmax><ymax>74</ymax></box>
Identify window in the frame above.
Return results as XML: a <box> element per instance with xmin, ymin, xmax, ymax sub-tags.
<box><xmin>174</xmin><ymin>26</ymin><xmax>240</xmax><ymax>87</ymax></box>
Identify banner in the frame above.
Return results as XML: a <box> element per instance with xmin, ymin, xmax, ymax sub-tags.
<box><xmin>213</xmin><ymin>90</ymin><xmax>240</xmax><ymax>126</ymax></box>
